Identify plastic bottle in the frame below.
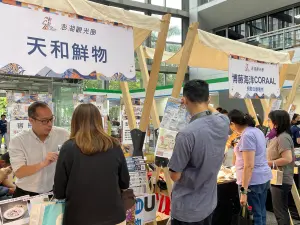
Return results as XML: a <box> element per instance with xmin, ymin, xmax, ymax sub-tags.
<box><xmin>248</xmin><ymin>206</ymin><xmax>254</xmax><ymax>222</ymax></box>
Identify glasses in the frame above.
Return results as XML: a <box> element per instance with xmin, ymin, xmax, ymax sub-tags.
<box><xmin>33</xmin><ymin>116</ymin><xmax>55</xmax><ymax>125</ymax></box>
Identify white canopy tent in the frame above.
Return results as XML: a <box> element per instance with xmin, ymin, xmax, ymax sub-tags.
<box><xmin>143</xmin><ymin>29</ymin><xmax>291</xmax><ymax>69</ymax></box>
<box><xmin>19</xmin><ymin>0</ymin><xmax>161</xmax><ymax>49</ymax></box>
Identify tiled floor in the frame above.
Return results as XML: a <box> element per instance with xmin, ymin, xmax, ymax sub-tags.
<box><xmin>267</xmin><ymin>211</ymin><xmax>300</xmax><ymax>225</ymax></box>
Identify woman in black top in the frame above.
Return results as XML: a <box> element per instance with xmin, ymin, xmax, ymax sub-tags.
<box><xmin>54</xmin><ymin>103</ymin><xmax>130</xmax><ymax>225</ymax></box>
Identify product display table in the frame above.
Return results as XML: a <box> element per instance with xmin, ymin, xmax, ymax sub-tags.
<box><xmin>213</xmin><ymin>180</ymin><xmax>240</xmax><ymax>225</ymax></box>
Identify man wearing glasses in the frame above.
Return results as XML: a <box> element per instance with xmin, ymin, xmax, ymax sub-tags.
<box><xmin>9</xmin><ymin>101</ymin><xmax>69</xmax><ymax>197</ymax></box>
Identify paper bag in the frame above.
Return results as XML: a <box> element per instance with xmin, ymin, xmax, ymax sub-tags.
<box><xmin>29</xmin><ymin>201</ymin><xmax>65</xmax><ymax>225</ymax></box>
<box><xmin>271</xmin><ymin>162</ymin><xmax>283</xmax><ymax>186</ymax></box>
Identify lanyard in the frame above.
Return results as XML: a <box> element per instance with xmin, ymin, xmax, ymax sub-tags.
<box><xmin>190</xmin><ymin>110</ymin><xmax>212</xmax><ymax>123</ymax></box>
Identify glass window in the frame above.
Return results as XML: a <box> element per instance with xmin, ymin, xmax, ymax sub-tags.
<box><xmin>215</xmin><ymin>29</ymin><xmax>226</xmax><ymax>37</ymax></box>
<box><xmin>229</xmin><ymin>23</ymin><xmax>246</xmax><ymax>40</ymax></box>
<box><xmin>166</xmin><ymin>0</ymin><xmax>182</xmax><ymax>10</ymax></box>
<box><xmin>166</xmin><ymin>43</ymin><xmax>181</xmax><ymax>53</ymax></box>
<box><xmin>128</xmin><ymin>71</ymin><xmax>142</xmax><ymax>90</ymax></box>
<box><xmin>198</xmin><ymin>0</ymin><xmax>209</xmax><ymax>6</ymax></box>
<box><xmin>246</xmin><ymin>17</ymin><xmax>267</xmax><ymax>37</ymax></box>
<box><xmin>166</xmin><ymin>74</ymin><xmax>176</xmax><ymax>85</ymax></box>
<box><xmin>269</xmin><ymin>9</ymin><xmax>293</xmax><ymax>31</ymax></box>
<box><xmin>151</xmin><ymin>16</ymin><xmax>182</xmax><ymax>46</ymax></box>
<box><xmin>150</xmin><ymin>14</ymin><xmax>162</xmax><ymax>48</ymax></box>
<box><xmin>295</xmin><ymin>7</ymin><xmax>300</xmax><ymax>25</ymax></box>
<box><xmin>129</xmin><ymin>10</ymin><xmax>145</xmax><ymax>15</ymax></box>
<box><xmin>109</xmin><ymin>81</ymin><xmax>120</xmax><ymax>90</ymax></box>
<box><xmin>168</xmin><ymin>17</ymin><xmax>182</xmax><ymax>43</ymax></box>
<box><xmin>83</xmin><ymin>80</ymin><xmax>103</xmax><ymax>90</ymax></box>
<box><xmin>157</xmin><ymin>73</ymin><xmax>166</xmax><ymax>86</ymax></box>
<box><xmin>131</xmin><ymin>0</ymin><xmax>145</xmax><ymax>2</ymax></box>
<box><xmin>151</xmin><ymin>0</ymin><xmax>165</xmax><ymax>7</ymax></box>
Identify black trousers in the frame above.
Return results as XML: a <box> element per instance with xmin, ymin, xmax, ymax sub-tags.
<box><xmin>171</xmin><ymin>214</ymin><xmax>212</xmax><ymax>225</ymax></box>
<box><xmin>270</xmin><ymin>184</ymin><xmax>292</xmax><ymax>225</ymax></box>
<box><xmin>13</xmin><ymin>186</ymin><xmax>40</xmax><ymax>198</ymax></box>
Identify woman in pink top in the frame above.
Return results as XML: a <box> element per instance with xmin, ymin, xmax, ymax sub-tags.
<box><xmin>228</xmin><ymin>109</ymin><xmax>272</xmax><ymax>225</ymax></box>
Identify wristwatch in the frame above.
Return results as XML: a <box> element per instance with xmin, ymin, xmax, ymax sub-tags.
<box><xmin>240</xmin><ymin>187</ymin><xmax>248</xmax><ymax>195</ymax></box>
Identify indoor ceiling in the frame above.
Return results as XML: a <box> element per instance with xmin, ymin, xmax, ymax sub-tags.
<box><xmin>198</xmin><ymin>0</ymin><xmax>300</xmax><ymax>30</ymax></box>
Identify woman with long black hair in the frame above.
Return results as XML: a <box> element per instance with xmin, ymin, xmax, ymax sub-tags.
<box><xmin>228</xmin><ymin>109</ymin><xmax>272</xmax><ymax>225</ymax></box>
<box><xmin>267</xmin><ymin>110</ymin><xmax>294</xmax><ymax>225</ymax></box>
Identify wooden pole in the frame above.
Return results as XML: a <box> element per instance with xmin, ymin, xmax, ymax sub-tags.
<box><xmin>139</xmin><ymin>14</ymin><xmax>171</xmax><ymax>132</ymax></box>
<box><xmin>262</xmin><ymin>51</ymin><xmax>295</xmax><ymax>126</ymax></box>
<box><xmin>120</xmin><ymin>82</ymin><xmax>136</xmax><ymax>130</ymax></box>
<box><xmin>136</xmin><ymin>46</ymin><xmax>160</xmax><ymax>130</ymax></box>
<box><xmin>244</xmin><ymin>99</ymin><xmax>260</xmax><ymax>126</ymax></box>
<box><xmin>153</xmin><ymin>23</ymin><xmax>199</xmax><ymax>198</ymax></box>
<box><xmin>171</xmin><ymin>22</ymin><xmax>199</xmax><ymax>98</ymax></box>
<box><xmin>283</xmin><ymin>64</ymin><xmax>300</xmax><ymax>110</ymax></box>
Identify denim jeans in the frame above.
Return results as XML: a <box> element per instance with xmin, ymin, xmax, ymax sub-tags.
<box><xmin>247</xmin><ymin>181</ymin><xmax>270</xmax><ymax>225</ymax></box>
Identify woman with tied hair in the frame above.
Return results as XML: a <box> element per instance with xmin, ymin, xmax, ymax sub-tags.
<box><xmin>228</xmin><ymin>109</ymin><xmax>272</xmax><ymax>225</ymax></box>
<box><xmin>267</xmin><ymin>110</ymin><xmax>294</xmax><ymax>225</ymax></box>
<box><xmin>54</xmin><ymin>104</ymin><xmax>129</xmax><ymax>225</ymax></box>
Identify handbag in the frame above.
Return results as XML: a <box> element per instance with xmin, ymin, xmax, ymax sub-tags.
<box><xmin>231</xmin><ymin>205</ymin><xmax>253</xmax><ymax>225</ymax></box>
<box><xmin>271</xmin><ymin>161</ymin><xmax>283</xmax><ymax>185</ymax></box>
<box><xmin>121</xmin><ymin>189</ymin><xmax>136</xmax><ymax>211</ymax></box>
<box><xmin>29</xmin><ymin>200</ymin><xmax>65</xmax><ymax>225</ymax></box>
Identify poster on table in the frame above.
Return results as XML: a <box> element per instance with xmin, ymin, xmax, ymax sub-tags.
<box><xmin>121</xmin><ymin>99</ymin><xmax>145</xmax><ymax>152</ymax></box>
<box><xmin>122</xmin><ymin>120</ymin><xmax>140</xmax><ymax>145</ymax></box>
<box><xmin>270</xmin><ymin>99</ymin><xmax>282</xmax><ymax>112</ymax></box>
<box><xmin>0</xmin><ymin>1</ymin><xmax>135</xmax><ymax>81</ymax></box>
<box><xmin>135</xmin><ymin>194</ymin><xmax>157</xmax><ymax>225</ymax></box>
<box><xmin>126</xmin><ymin>157</ymin><xmax>147</xmax><ymax>196</ymax></box>
<box><xmin>73</xmin><ymin>94</ymin><xmax>108</xmax><ymax>115</ymax></box>
<box><xmin>7</xmin><ymin>93</ymin><xmax>52</xmax><ymax>139</ymax></box>
<box><xmin>73</xmin><ymin>94</ymin><xmax>108</xmax><ymax>131</ymax></box>
<box><xmin>228</xmin><ymin>55</ymin><xmax>280</xmax><ymax>99</ymax></box>
<box><xmin>0</xmin><ymin>196</ymin><xmax>31</xmax><ymax>225</ymax></box>
<box><xmin>155</xmin><ymin>97</ymin><xmax>190</xmax><ymax>159</ymax></box>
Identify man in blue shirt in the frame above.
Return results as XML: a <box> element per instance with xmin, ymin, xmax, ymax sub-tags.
<box><xmin>168</xmin><ymin>80</ymin><xmax>230</xmax><ymax>225</ymax></box>
<box><xmin>0</xmin><ymin>115</ymin><xmax>8</xmax><ymax>150</ymax></box>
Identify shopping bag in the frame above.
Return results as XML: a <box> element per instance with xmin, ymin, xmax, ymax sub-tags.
<box><xmin>231</xmin><ymin>206</ymin><xmax>253</xmax><ymax>225</ymax></box>
<box><xmin>29</xmin><ymin>202</ymin><xmax>55</xmax><ymax>225</ymax></box>
<box><xmin>42</xmin><ymin>202</ymin><xmax>65</xmax><ymax>225</ymax></box>
<box><xmin>29</xmin><ymin>201</ymin><xmax>65</xmax><ymax>225</ymax></box>
<box><xmin>271</xmin><ymin>161</ymin><xmax>283</xmax><ymax>185</ymax></box>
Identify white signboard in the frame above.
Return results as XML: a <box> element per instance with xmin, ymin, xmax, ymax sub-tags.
<box><xmin>270</xmin><ymin>100</ymin><xmax>282</xmax><ymax>112</ymax></box>
<box><xmin>228</xmin><ymin>55</ymin><xmax>280</xmax><ymax>99</ymax></box>
<box><xmin>135</xmin><ymin>194</ymin><xmax>157</xmax><ymax>225</ymax></box>
<box><xmin>10</xmin><ymin>120</ymin><xmax>31</xmax><ymax>140</ymax></box>
<box><xmin>0</xmin><ymin>2</ymin><xmax>135</xmax><ymax>81</ymax></box>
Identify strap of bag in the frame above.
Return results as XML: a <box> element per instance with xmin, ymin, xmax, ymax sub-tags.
<box><xmin>272</xmin><ymin>161</ymin><xmax>279</xmax><ymax>170</ymax></box>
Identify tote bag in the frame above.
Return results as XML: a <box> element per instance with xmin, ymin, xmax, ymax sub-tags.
<box><xmin>29</xmin><ymin>201</ymin><xmax>65</xmax><ymax>225</ymax></box>
<box><xmin>271</xmin><ymin>161</ymin><xmax>283</xmax><ymax>185</ymax></box>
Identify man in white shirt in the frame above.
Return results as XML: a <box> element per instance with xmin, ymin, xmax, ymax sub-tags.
<box><xmin>9</xmin><ymin>101</ymin><xmax>69</xmax><ymax>197</ymax></box>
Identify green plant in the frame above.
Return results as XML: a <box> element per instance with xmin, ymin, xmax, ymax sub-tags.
<box><xmin>0</xmin><ymin>97</ymin><xmax>7</xmax><ymax>115</ymax></box>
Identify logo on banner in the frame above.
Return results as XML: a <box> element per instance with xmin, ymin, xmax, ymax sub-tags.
<box><xmin>42</xmin><ymin>17</ymin><xmax>56</xmax><ymax>31</ymax></box>
<box><xmin>135</xmin><ymin>195</ymin><xmax>157</xmax><ymax>224</ymax></box>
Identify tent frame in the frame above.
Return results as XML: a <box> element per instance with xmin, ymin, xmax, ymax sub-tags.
<box><xmin>148</xmin><ymin>23</ymin><xmax>300</xmax><ymax>224</ymax></box>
